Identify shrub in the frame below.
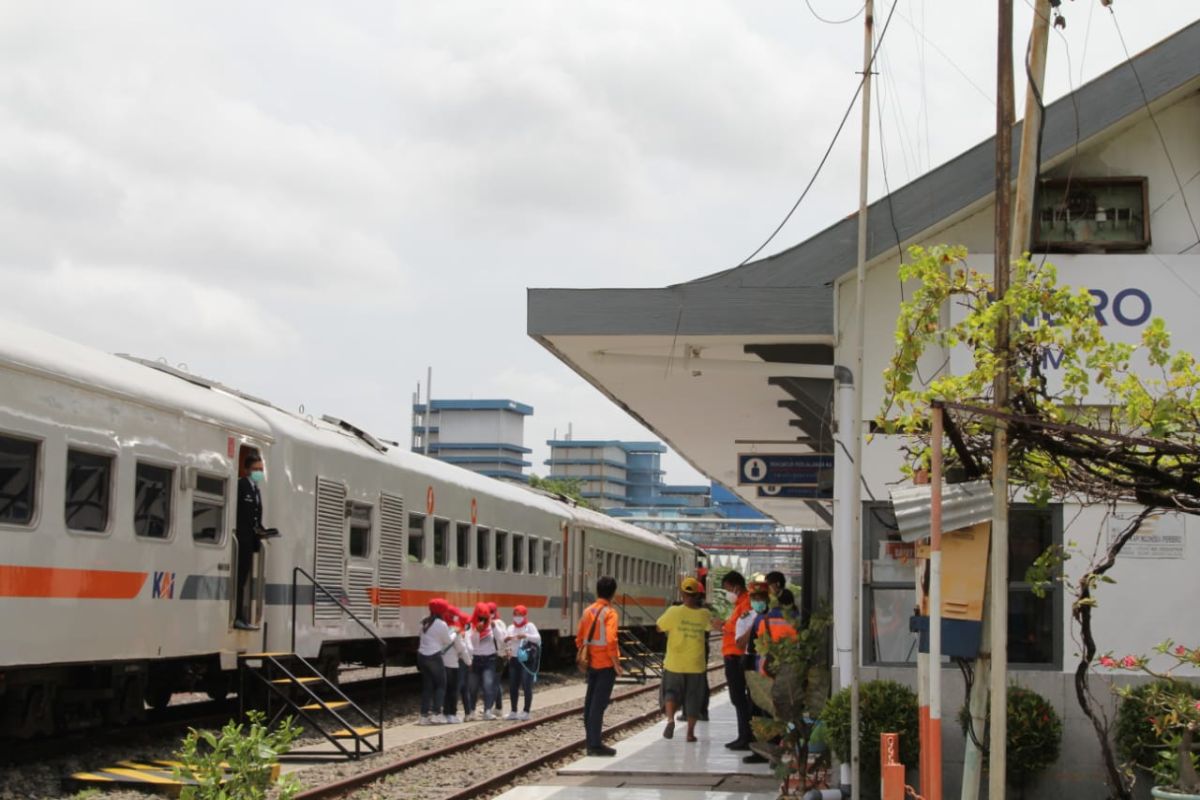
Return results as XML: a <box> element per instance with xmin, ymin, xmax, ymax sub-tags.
<box><xmin>1114</xmin><ymin>678</ymin><xmax>1200</xmax><ymax>787</ymax></box>
<box><xmin>958</xmin><ymin>685</ymin><xmax>1062</xmax><ymax>792</ymax></box>
<box><xmin>174</xmin><ymin>710</ymin><xmax>302</xmax><ymax>800</ymax></box>
<box><xmin>821</xmin><ymin>679</ymin><xmax>919</xmax><ymax>785</ymax></box>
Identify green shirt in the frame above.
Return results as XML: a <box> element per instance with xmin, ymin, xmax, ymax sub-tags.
<box><xmin>656</xmin><ymin>604</ymin><xmax>712</xmax><ymax>673</ymax></box>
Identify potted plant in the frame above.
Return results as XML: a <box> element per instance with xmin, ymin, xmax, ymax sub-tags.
<box><xmin>1102</xmin><ymin>642</ymin><xmax>1200</xmax><ymax>798</ymax></box>
<box><xmin>957</xmin><ymin>685</ymin><xmax>1063</xmax><ymax>799</ymax></box>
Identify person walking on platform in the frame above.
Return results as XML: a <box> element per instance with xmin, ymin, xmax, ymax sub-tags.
<box><xmin>488</xmin><ymin>601</ymin><xmax>506</xmax><ymax>715</ymax></box>
<box><xmin>656</xmin><ymin>577</ymin><xmax>711</xmax><ymax>742</ymax></box>
<box><xmin>467</xmin><ymin>601</ymin><xmax>504</xmax><ymax>720</ymax></box>
<box><xmin>711</xmin><ymin>570</ymin><xmax>753</xmax><ymax>750</ymax></box>
<box><xmin>576</xmin><ymin>576</ymin><xmax>623</xmax><ymax>756</ymax></box>
<box><xmin>504</xmin><ymin>604</ymin><xmax>541</xmax><ymax>719</ymax></box>
<box><xmin>416</xmin><ymin>598</ymin><xmax>454</xmax><ymax>724</ymax></box>
<box><xmin>441</xmin><ymin>606</ymin><xmax>472</xmax><ymax>723</ymax></box>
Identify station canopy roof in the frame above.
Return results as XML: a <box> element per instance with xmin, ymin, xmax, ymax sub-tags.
<box><xmin>527</xmin><ymin>20</ymin><xmax>1200</xmax><ymax>530</ymax></box>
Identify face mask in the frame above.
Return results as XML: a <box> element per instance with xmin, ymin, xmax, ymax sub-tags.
<box><xmin>751</xmin><ymin>600</ymin><xmax>768</xmax><ymax>614</ymax></box>
<box><xmin>513</xmin><ymin>616</ymin><xmax>526</xmax><ymax>626</ymax></box>
<box><xmin>250</xmin><ymin>470</ymin><xmax>265</xmax><ymax>483</ymax></box>
<box><xmin>724</xmin><ymin>590</ymin><xmax>737</xmax><ymax>603</ymax></box>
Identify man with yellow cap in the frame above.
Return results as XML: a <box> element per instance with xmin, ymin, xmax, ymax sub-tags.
<box><xmin>655</xmin><ymin>577</ymin><xmax>712</xmax><ymax>742</ymax></box>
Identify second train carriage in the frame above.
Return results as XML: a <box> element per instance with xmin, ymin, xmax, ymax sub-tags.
<box><xmin>0</xmin><ymin>321</ymin><xmax>702</xmax><ymax>737</ymax></box>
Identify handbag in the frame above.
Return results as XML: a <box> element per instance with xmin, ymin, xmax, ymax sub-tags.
<box><xmin>576</xmin><ymin>607</ymin><xmax>603</xmax><ymax>674</ymax></box>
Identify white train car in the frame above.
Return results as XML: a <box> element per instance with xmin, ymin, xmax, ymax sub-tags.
<box><xmin>0</xmin><ymin>322</ymin><xmax>696</xmax><ymax>738</ymax></box>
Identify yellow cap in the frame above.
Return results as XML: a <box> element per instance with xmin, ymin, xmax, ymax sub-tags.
<box><xmin>680</xmin><ymin>577</ymin><xmax>702</xmax><ymax>594</ymax></box>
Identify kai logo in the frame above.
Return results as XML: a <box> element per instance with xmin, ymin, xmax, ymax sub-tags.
<box><xmin>152</xmin><ymin>571</ymin><xmax>176</xmax><ymax>599</ymax></box>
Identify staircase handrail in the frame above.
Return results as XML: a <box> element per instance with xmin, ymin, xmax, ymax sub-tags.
<box><xmin>617</xmin><ymin>592</ymin><xmax>660</xmax><ymax>628</ymax></box>
<box><xmin>290</xmin><ymin>566</ymin><xmax>386</xmax><ymax>749</ymax></box>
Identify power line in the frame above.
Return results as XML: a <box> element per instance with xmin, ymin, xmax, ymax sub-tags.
<box><xmin>803</xmin><ymin>0</ymin><xmax>865</xmax><ymax>25</ymax></box>
<box><xmin>735</xmin><ymin>0</ymin><xmax>900</xmax><ymax>267</ymax></box>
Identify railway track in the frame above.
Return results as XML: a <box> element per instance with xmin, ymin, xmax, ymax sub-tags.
<box><xmin>294</xmin><ymin>664</ymin><xmax>727</xmax><ymax>800</ymax></box>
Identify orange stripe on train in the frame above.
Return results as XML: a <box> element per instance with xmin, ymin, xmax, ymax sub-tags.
<box><xmin>367</xmin><ymin>589</ymin><xmax>551</xmax><ymax>609</ymax></box>
<box><xmin>0</xmin><ymin>565</ymin><xmax>148</xmax><ymax>599</ymax></box>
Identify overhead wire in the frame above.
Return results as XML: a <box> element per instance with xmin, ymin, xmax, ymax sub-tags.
<box><xmin>803</xmin><ymin>0</ymin><xmax>866</xmax><ymax>26</ymax></box>
<box><xmin>734</xmin><ymin>0</ymin><xmax>901</xmax><ymax>267</ymax></box>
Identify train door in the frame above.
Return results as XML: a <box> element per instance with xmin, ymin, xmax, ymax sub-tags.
<box><xmin>230</xmin><ymin>442</ymin><xmax>272</xmax><ymax>630</ymax></box>
<box><xmin>344</xmin><ymin>497</ymin><xmax>377</xmax><ymax>625</ymax></box>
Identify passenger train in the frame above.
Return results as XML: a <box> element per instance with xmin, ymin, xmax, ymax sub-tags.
<box><xmin>0</xmin><ymin>322</ymin><xmax>704</xmax><ymax>738</ymax></box>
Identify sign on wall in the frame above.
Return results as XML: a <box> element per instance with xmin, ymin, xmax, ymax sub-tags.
<box><xmin>1107</xmin><ymin>510</ymin><xmax>1186</xmax><ymax>559</ymax></box>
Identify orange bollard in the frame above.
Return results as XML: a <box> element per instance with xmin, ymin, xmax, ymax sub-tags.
<box><xmin>881</xmin><ymin>732</ymin><xmax>906</xmax><ymax>800</ymax></box>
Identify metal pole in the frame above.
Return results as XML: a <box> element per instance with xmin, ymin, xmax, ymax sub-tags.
<box><xmin>929</xmin><ymin>404</ymin><xmax>944</xmax><ymax>800</ymax></box>
<box><xmin>424</xmin><ymin>366</ymin><xmax>432</xmax><ymax>456</ymax></box>
<box><xmin>849</xmin><ymin>3</ymin><xmax>874</xmax><ymax>797</ymax></box>
<box><xmin>990</xmin><ymin>2</ymin><xmax>1015</xmax><ymax>799</ymax></box>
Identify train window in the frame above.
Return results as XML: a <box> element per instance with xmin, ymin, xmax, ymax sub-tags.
<box><xmin>604</xmin><ymin>552</ymin><xmax>613</xmax><ymax>578</ymax></box>
<box><xmin>65</xmin><ymin>449</ymin><xmax>113</xmax><ymax>532</ymax></box>
<box><xmin>542</xmin><ymin>540</ymin><xmax>551</xmax><ymax>576</ymax></box>
<box><xmin>191</xmin><ymin>473</ymin><xmax>226</xmax><ymax>544</ymax></box>
<box><xmin>495</xmin><ymin>530</ymin><xmax>508</xmax><ymax>571</ymax></box>
<box><xmin>348</xmin><ymin>502</ymin><xmax>372</xmax><ymax>557</ymax></box>
<box><xmin>586</xmin><ymin>546</ymin><xmax>595</xmax><ymax>576</ymax></box>
<box><xmin>456</xmin><ymin>523</ymin><xmax>471</xmax><ymax>568</ymax></box>
<box><xmin>476</xmin><ymin>526</ymin><xmax>491</xmax><ymax>570</ymax></box>
<box><xmin>512</xmin><ymin>533</ymin><xmax>524</xmax><ymax>574</ymax></box>
<box><xmin>528</xmin><ymin>537</ymin><xmax>538</xmax><ymax>576</ymax></box>
<box><xmin>553</xmin><ymin>543</ymin><xmax>562</xmax><ymax>577</ymax></box>
<box><xmin>0</xmin><ymin>434</ymin><xmax>39</xmax><ymax>526</ymax></box>
<box><xmin>433</xmin><ymin>517</ymin><xmax>450</xmax><ymax>566</ymax></box>
<box><xmin>133</xmin><ymin>462</ymin><xmax>173</xmax><ymax>539</ymax></box>
<box><xmin>408</xmin><ymin>512</ymin><xmax>426</xmax><ymax>562</ymax></box>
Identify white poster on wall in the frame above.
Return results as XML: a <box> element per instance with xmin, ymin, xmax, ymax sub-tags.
<box><xmin>1107</xmin><ymin>510</ymin><xmax>1186</xmax><ymax>559</ymax></box>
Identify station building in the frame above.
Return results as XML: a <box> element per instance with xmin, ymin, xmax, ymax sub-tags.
<box><xmin>411</xmin><ymin>399</ymin><xmax>533</xmax><ymax>483</ymax></box>
<box><xmin>529</xmin><ymin>21</ymin><xmax>1200</xmax><ymax>799</ymax></box>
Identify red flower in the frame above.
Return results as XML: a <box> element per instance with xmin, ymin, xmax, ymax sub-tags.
<box><xmin>1099</xmin><ymin>656</ymin><xmax>1116</xmax><ymax>668</ymax></box>
<box><xmin>1176</xmin><ymin>645</ymin><xmax>1189</xmax><ymax>657</ymax></box>
<box><xmin>1122</xmin><ymin>655</ymin><xmax>1138</xmax><ymax>668</ymax></box>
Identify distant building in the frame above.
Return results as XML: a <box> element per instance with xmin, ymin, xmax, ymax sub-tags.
<box><xmin>413</xmin><ymin>399</ymin><xmax>533</xmax><ymax>483</ymax></box>
<box><xmin>545</xmin><ymin>439</ymin><xmax>714</xmax><ymax>510</ymax></box>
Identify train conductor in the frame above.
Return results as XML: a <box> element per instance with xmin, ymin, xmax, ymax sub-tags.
<box><xmin>235</xmin><ymin>452</ymin><xmax>278</xmax><ymax>629</ymax></box>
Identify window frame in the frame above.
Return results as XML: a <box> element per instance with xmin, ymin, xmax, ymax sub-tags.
<box><xmin>476</xmin><ymin>526</ymin><xmax>492</xmax><ymax>571</ymax></box>
<box><xmin>0</xmin><ymin>431</ymin><xmax>41</xmax><ymax>530</ymax></box>
<box><xmin>190</xmin><ymin>470</ymin><xmax>228</xmax><ymax>547</ymax></box>
<box><xmin>407</xmin><ymin>512</ymin><xmax>427</xmax><ymax>563</ymax></box>
<box><xmin>432</xmin><ymin>517</ymin><xmax>450</xmax><ymax>566</ymax></box>
<box><xmin>511</xmin><ymin>532</ymin><xmax>525</xmax><ymax>574</ymax></box>
<box><xmin>495</xmin><ymin>529</ymin><xmax>508</xmax><ymax>572</ymax></box>
<box><xmin>132</xmin><ymin>459</ymin><xmax>175</xmax><ymax>541</ymax></box>
<box><xmin>64</xmin><ymin>445</ymin><xmax>116</xmax><ymax>536</ymax></box>
<box><xmin>528</xmin><ymin>536</ymin><xmax>539</xmax><ymax>576</ymax></box>
<box><xmin>456</xmin><ymin>522</ymin><xmax>472</xmax><ymax>568</ymax></box>
<box><xmin>542</xmin><ymin>539</ymin><xmax>552</xmax><ymax>576</ymax></box>
<box><xmin>347</xmin><ymin>501</ymin><xmax>373</xmax><ymax>559</ymax></box>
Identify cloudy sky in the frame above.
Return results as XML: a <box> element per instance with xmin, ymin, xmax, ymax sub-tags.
<box><xmin>4</xmin><ymin>1</ymin><xmax>1197</xmax><ymax>484</ymax></box>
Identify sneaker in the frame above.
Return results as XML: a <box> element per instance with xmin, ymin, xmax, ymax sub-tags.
<box><xmin>417</xmin><ymin>715</ymin><xmax>431</xmax><ymax>726</ymax></box>
<box><xmin>444</xmin><ymin>714</ymin><xmax>461</xmax><ymax>724</ymax></box>
<box><xmin>429</xmin><ymin>714</ymin><xmax>447</xmax><ymax>724</ymax></box>
<box><xmin>504</xmin><ymin>711</ymin><xmax>519</xmax><ymax>720</ymax></box>
<box><xmin>483</xmin><ymin>711</ymin><xmax>498</xmax><ymax>721</ymax></box>
<box><xmin>743</xmin><ymin>753</ymin><xmax>769</xmax><ymax>764</ymax></box>
<box><xmin>516</xmin><ymin>711</ymin><xmax>530</xmax><ymax>720</ymax></box>
<box><xmin>586</xmin><ymin>745</ymin><xmax>617</xmax><ymax>757</ymax></box>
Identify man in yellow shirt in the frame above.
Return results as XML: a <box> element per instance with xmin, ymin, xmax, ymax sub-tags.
<box><xmin>656</xmin><ymin>577</ymin><xmax>712</xmax><ymax>742</ymax></box>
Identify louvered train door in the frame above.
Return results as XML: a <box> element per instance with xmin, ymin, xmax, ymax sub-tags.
<box><xmin>377</xmin><ymin>492</ymin><xmax>404</xmax><ymax>625</ymax></box>
<box><xmin>314</xmin><ymin>477</ymin><xmax>347</xmax><ymax>623</ymax></box>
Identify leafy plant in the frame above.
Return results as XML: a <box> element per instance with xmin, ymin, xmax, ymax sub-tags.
<box><xmin>528</xmin><ymin>475</ymin><xmax>594</xmax><ymax>509</ymax></box>
<box><xmin>821</xmin><ymin>679</ymin><xmax>919</xmax><ymax>790</ymax></box>
<box><xmin>1115</xmin><ymin>679</ymin><xmax>1200</xmax><ymax>780</ymax></box>
<box><xmin>957</xmin><ymin>685</ymin><xmax>1063</xmax><ymax>794</ymax></box>
<box><xmin>173</xmin><ymin>710</ymin><xmax>303</xmax><ymax>800</ymax></box>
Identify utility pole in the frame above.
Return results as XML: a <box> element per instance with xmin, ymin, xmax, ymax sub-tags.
<box><xmin>990</xmin><ymin>2</ymin><xmax>1015</xmax><ymax>800</ymax></box>
<box><xmin>848</xmin><ymin>2</ymin><xmax>874</xmax><ymax>798</ymax></box>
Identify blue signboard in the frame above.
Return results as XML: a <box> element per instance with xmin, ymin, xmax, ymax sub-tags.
<box><xmin>737</xmin><ymin>453</ymin><xmax>834</xmax><ymax>486</ymax></box>
<box><xmin>756</xmin><ymin>485</ymin><xmax>832</xmax><ymax>499</ymax></box>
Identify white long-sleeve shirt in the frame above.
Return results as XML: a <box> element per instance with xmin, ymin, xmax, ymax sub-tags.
<box><xmin>418</xmin><ymin>617</ymin><xmax>455</xmax><ymax>657</ymax></box>
<box><xmin>468</xmin><ymin>620</ymin><xmax>507</xmax><ymax>656</ymax></box>
<box><xmin>504</xmin><ymin>621</ymin><xmax>542</xmax><ymax>658</ymax></box>
<box><xmin>441</xmin><ymin>629</ymin><xmax>472</xmax><ymax>669</ymax></box>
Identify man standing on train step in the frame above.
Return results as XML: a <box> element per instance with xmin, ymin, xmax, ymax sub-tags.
<box><xmin>576</xmin><ymin>576</ymin><xmax>623</xmax><ymax>756</ymax></box>
<box><xmin>234</xmin><ymin>452</ymin><xmax>278</xmax><ymax>630</ymax></box>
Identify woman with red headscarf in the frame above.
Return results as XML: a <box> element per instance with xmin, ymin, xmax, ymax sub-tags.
<box><xmin>504</xmin><ymin>604</ymin><xmax>541</xmax><ymax>720</ymax></box>
<box><xmin>466</xmin><ymin>601</ymin><xmax>505</xmax><ymax>720</ymax></box>
<box><xmin>416</xmin><ymin>598</ymin><xmax>454</xmax><ymax>724</ymax></box>
<box><xmin>440</xmin><ymin>606</ymin><xmax>473</xmax><ymax>723</ymax></box>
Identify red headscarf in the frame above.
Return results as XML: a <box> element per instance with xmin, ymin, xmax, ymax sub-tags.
<box><xmin>474</xmin><ymin>601</ymin><xmax>492</xmax><ymax>632</ymax></box>
<box><xmin>428</xmin><ymin>598</ymin><xmax>449</xmax><ymax>618</ymax></box>
<box><xmin>513</xmin><ymin>604</ymin><xmax>528</xmax><ymax>617</ymax></box>
<box><xmin>487</xmin><ymin>601</ymin><xmax>498</xmax><ymax>619</ymax></box>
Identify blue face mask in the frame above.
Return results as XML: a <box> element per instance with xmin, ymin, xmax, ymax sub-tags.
<box><xmin>250</xmin><ymin>470</ymin><xmax>265</xmax><ymax>483</ymax></box>
<box><xmin>751</xmin><ymin>600</ymin><xmax>767</xmax><ymax>614</ymax></box>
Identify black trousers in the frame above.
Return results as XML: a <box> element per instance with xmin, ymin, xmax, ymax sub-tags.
<box><xmin>724</xmin><ymin>655</ymin><xmax>753</xmax><ymax>744</ymax></box>
<box><xmin>583</xmin><ymin>667</ymin><xmax>616</xmax><ymax>749</ymax></box>
<box><xmin>235</xmin><ymin>540</ymin><xmax>257</xmax><ymax>622</ymax></box>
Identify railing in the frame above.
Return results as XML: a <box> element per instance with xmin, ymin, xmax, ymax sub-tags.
<box><xmin>290</xmin><ymin>566</ymin><xmax>387</xmax><ymax>743</ymax></box>
<box><xmin>616</xmin><ymin>592</ymin><xmax>659</xmax><ymax>628</ymax></box>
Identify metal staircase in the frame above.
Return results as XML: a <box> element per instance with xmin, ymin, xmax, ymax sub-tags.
<box><xmin>237</xmin><ymin>566</ymin><xmax>388</xmax><ymax>760</ymax></box>
<box><xmin>616</xmin><ymin>629</ymin><xmax>664</xmax><ymax>684</ymax></box>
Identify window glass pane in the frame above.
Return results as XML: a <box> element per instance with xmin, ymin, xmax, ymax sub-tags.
<box><xmin>542</xmin><ymin>541</ymin><xmax>552</xmax><ymax>575</ymax></box>
<box><xmin>134</xmin><ymin>463</ymin><xmax>172</xmax><ymax>539</ymax></box>
<box><xmin>192</xmin><ymin>500</ymin><xmax>223</xmax><ymax>543</ymax></box>
<box><xmin>528</xmin><ymin>537</ymin><xmax>538</xmax><ymax>575</ymax></box>
<box><xmin>408</xmin><ymin>513</ymin><xmax>425</xmax><ymax>562</ymax></box>
<box><xmin>348</xmin><ymin>503</ymin><xmax>371</xmax><ymax>558</ymax></box>
<box><xmin>195</xmin><ymin>475</ymin><xmax>225</xmax><ymax>496</ymax></box>
<box><xmin>476</xmin><ymin>527</ymin><xmax>491</xmax><ymax>570</ymax></box>
<box><xmin>495</xmin><ymin>530</ymin><xmax>508</xmax><ymax>571</ymax></box>
<box><xmin>0</xmin><ymin>435</ymin><xmax>38</xmax><ymax>525</ymax></box>
<box><xmin>457</xmin><ymin>523</ymin><xmax>471</xmax><ymax>568</ymax></box>
<box><xmin>869</xmin><ymin>587</ymin><xmax>919</xmax><ymax>664</ymax></box>
<box><xmin>433</xmin><ymin>518</ymin><xmax>449</xmax><ymax>566</ymax></box>
<box><xmin>1010</xmin><ymin>508</ymin><xmax>1055</xmax><ymax>579</ymax></box>
<box><xmin>512</xmin><ymin>534</ymin><xmax>524</xmax><ymax>574</ymax></box>
<box><xmin>65</xmin><ymin>449</ymin><xmax>111</xmax><ymax>532</ymax></box>
<box><xmin>1009</xmin><ymin>589</ymin><xmax>1054</xmax><ymax>664</ymax></box>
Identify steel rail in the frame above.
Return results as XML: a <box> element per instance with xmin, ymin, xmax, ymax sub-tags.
<box><xmin>294</xmin><ymin>664</ymin><xmax>726</xmax><ymax>800</ymax></box>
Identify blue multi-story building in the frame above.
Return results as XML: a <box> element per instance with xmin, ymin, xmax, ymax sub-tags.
<box><xmin>544</xmin><ymin>439</ymin><xmax>715</xmax><ymax>511</ymax></box>
<box><xmin>412</xmin><ymin>399</ymin><xmax>533</xmax><ymax>483</ymax></box>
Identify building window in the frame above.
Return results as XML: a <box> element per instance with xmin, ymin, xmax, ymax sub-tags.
<box><xmin>0</xmin><ymin>434</ymin><xmax>39</xmax><ymax>526</ymax></box>
<box><xmin>134</xmin><ymin>462</ymin><xmax>173</xmax><ymax>539</ymax></box>
<box><xmin>433</xmin><ymin>518</ymin><xmax>450</xmax><ymax>566</ymax></box>
<box><xmin>191</xmin><ymin>474</ymin><xmax>226</xmax><ymax>544</ymax></box>
<box><xmin>456</xmin><ymin>523</ymin><xmax>471</xmax><ymax>568</ymax></box>
<box><xmin>495</xmin><ymin>530</ymin><xmax>508</xmax><ymax>571</ymax></box>
<box><xmin>863</xmin><ymin>501</ymin><xmax>1061</xmax><ymax>668</ymax></box>
<box><xmin>512</xmin><ymin>533</ymin><xmax>525</xmax><ymax>574</ymax></box>
<box><xmin>347</xmin><ymin>502</ymin><xmax>372</xmax><ymax>558</ymax></box>
<box><xmin>476</xmin><ymin>527</ymin><xmax>491</xmax><ymax>570</ymax></box>
<box><xmin>65</xmin><ymin>449</ymin><xmax>112</xmax><ymax>532</ymax></box>
<box><xmin>408</xmin><ymin>512</ymin><xmax>425</xmax><ymax>562</ymax></box>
